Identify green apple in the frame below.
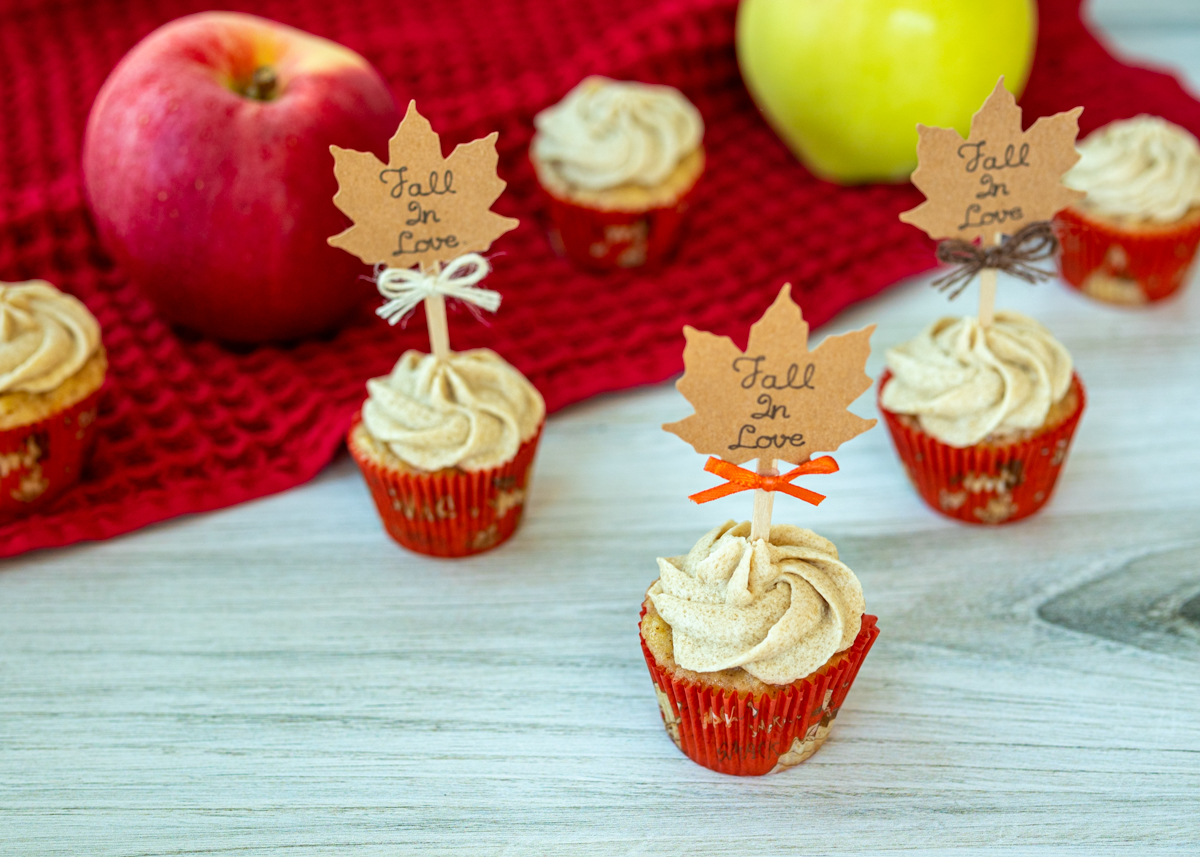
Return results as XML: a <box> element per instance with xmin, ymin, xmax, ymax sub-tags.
<box><xmin>736</xmin><ymin>0</ymin><xmax>1036</xmax><ymax>184</ymax></box>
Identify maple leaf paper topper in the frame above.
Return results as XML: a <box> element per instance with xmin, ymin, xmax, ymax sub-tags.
<box><xmin>328</xmin><ymin>100</ymin><xmax>519</xmax><ymax>269</ymax></box>
<box><xmin>900</xmin><ymin>77</ymin><xmax>1085</xmax><ymax>246</ymax></box>
<box><xmin>663</xmin><ymin>284</ymin><xmax>876</xmax><ymax>467</ymax></box>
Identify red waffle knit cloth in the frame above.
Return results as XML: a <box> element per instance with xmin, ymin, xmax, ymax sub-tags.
<box><xmin>0</xmin><ymin>0</ymin><xmax>1197</xmax><ymax>557</ymax></box>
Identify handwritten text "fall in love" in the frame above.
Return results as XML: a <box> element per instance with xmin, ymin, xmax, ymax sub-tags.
<box><xmin>956</xmin><ymin>141</ymin><xmax>1030</xmax><ymax>232</ymax></box>
<box><xmin>726</xmin><ymin>356</ymin><xmax>816</xmax><ymax>452</ymax></box>
<box><xmin>379</xmin><ymin>166</ymin><xmax>460</xmax><ymax>257</ymax></box>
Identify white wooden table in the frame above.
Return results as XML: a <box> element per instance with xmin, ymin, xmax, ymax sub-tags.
<box><xmin>4</xmin><ymin>7</ymin><xmax>1200</xmax><ymax>855</ymax></box>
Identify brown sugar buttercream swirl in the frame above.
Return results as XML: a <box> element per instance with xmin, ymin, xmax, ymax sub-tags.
<box><xmin>532</xmin><ymin>76</ymin><xmax>704</xmax><ymax>191</ymax></box>
<box><xmin>881</xmin><ymin>310</ymin><xmax>1073</xmax><ymax>447</ymax></box>
<box><xmin>1065</xmin><ymin>115</ymin><xmax>1200</xmax><ymax>223</ymax></box>
<box><xmin>362</xmin><ymin>348</ymin><xmax>545</xmax><ymax>472</ymax></box>
<box><xmin>649</xmin><ymin>522</ymin><xmax>864</xmax><ymax>685</ymax></box>
<box><xmin>0</xmin><ymin>280</ymin><xmax>102</xmax><ymax>395</ymax></box>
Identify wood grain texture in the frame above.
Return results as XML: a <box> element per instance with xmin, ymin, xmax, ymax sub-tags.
<box><xmin>3</xmin><ymin>11</ymin><xmax>1200</xmax><ymax>857</ymax></box>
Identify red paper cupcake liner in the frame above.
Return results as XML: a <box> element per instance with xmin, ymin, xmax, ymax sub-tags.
<box><xmin>640</xmin><ymin>609</ymin><xmax>880</xmax><ymax>777</ymax></box>
<box><xmin>0</xmin><ymin>386</ymin><xmax>103</xmax><ymax>519</ymax></box>
<box><xmin>348</xmin><ymin>413</ymin><xmax>542</xmax><ymax>557</ymax></box>
<box><xmin>1054</xmin><ymin>206</ymin><xmax>1200</xmax><ymax>304</ymax></box>
<box><xmin>878</xmin><ymin>371</ymin><xmax>1085</xmax><ymax>525</ymax></box>
<box><xmin>536</xmin><ymin>167</ymin><xmax>699</xmax><ymax>271</ymax></box>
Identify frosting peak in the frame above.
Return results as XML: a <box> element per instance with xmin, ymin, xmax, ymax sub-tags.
<box><xmin>362</xmin><ymin>348</ymin><xmax>545</xmax><ymax>472</ymax></box>
<box><xmin>0</xmin><ymin>281</ymin><xmax>101</xmax><ymax>395</ymax></box>
<box><xmin>1065</xmin><ymin>115</ymin><xmax>1200</xmax><ymax>223</ymax></box>
<box><xmin>881</xmin><ymin>311</ymin><xmax>1072</xmax><ymax>447</ymax></box>
<box><xmin>648</xmin><ymin>522</ymin><xmax>864</xmax><ymax>685</ymax></box>
<box><xmin>532</xmin><ymin>76</ymin><xmax>704</xmax><ymax>191</ymax></box>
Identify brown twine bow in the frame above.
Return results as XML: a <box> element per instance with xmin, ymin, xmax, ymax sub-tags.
<box><xmin>931</xmin><ymin>221</ymin><xmax>1059</xmax><ymax>300</ymax></box>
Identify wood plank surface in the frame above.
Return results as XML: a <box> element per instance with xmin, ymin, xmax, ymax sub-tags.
<box><xmin>3</xmin><ymin>7</ymin><xmax>1200</xmax><ymax>856</ymax></box>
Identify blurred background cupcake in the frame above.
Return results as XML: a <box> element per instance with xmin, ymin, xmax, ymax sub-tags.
<box><xmin>347</xmin><ymin>348</ymin><xmax>545</xmax><ymax>557</ymax></box>
<box><xmin>1057</xmin><ymin>115</ymin><xmax>1200</xmax><ymax>304</ymax></box>
<box><xmin>530</xmin><ymin>76</ymin><xmax>704</xmax><ymax>270</ymax></box>
<box><xmin>0</xmin><ymin>280</ymin><xmax>105</xmax><ymax>516</ymax></box>
<box><xmin>640</xmin><ymin>521</ymin><xmax>879</xmax><ymax>776</ymax></box>
<box><xmin>878</xmin><ymin>311</ymin><xmax>1084</xmax><ymax>525</ymax></box>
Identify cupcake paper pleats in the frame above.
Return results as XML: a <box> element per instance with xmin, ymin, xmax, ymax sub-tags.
<box><xmin>350</xmin><ymin>413</ymin><xmax>542</xmax><ymax>557</ymax></box>
<box><xmin>1055</xmin><ymin>207</ymin><xmax>1200</xmax><ymax>304</ymax></box>
<box><xmin>640</xmin><ymin>607</ymin><xmax>880</xmax><ymax>777</ymax></box>
<box><xmin>0</xmin><ymin>386</ymin><xmax>103</xmax><ymax>517</ymax></box>
<box><xmin>538</xmin><ymin>177</ymin><xmax>698</xmax><ymax>271</ymax></box>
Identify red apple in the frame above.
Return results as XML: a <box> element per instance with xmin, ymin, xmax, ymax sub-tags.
<box><xmin>83</xmin><ymin>12</ymin><xmax>399</xmax><ymax>343</ymax></box>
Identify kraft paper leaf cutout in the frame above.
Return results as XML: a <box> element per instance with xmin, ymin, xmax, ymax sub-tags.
<box><xmin>900</xmin><ymin>77</ymin><xmax>1085</xmax><ymax>245</ymax></box>
<box><xmin>328</xmin><ymin>100</ymin><xmax>519</xmax><ymax>269</ymax></box>
<box><xmin>663</xmin><ymin>284</ymin><xmax>876</xmax><ymax>466</ymax></box>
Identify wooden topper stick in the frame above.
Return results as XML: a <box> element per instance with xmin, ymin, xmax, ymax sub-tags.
<box><xmin>422</xmin><ymin>261</ymin><xmax>451</xmax><ymax>360</ymax></box>
<box><xmin>978</xmin><ymin>233</ymin><xmax>1003</xmax><ymax>327</ymax></box>
<box><xmin>750</xmin><ymin>457</ymin><xmax>777</xmax><ymax>543</ymax></box>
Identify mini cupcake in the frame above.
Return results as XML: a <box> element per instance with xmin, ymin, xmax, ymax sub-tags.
<box><xmin>348</xmin><ymin>348</ymin><xmax>545</xmax><ymax>557</ymax></box>
<box><xmin>640</xmin><ymin>522</ymin><xmax>879</xmax><ymax>776</ymax></box>
<box><xmin>530</xmin><ymin>76</ymin><xmax>704</xmax><ymax>270</ymax></box>
<box><xmin>1057</xmin><ymin>115</ymin><xmax>1200</xmax><ymax>304</ymax></box>
<box><xmin>0</xmin><ymin>280</ymin><xmax>105</xmax><ymax>516</ymax></box>
<box><xmin>878</xmin><ymin>311</ymin><xmax>1084</xmax><ymax>524</ymax></box>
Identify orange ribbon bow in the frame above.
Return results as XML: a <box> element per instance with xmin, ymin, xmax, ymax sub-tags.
<box><xmin>689</xmin><ymin>456</ymin><xmax>840</xmax><ymax>506</ymax></box>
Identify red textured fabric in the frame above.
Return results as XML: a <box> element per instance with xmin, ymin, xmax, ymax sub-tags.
<box><xmin>1</xmin><ymin>0</ymin><xmax>1198</xmax><ymax>557</ymax></box>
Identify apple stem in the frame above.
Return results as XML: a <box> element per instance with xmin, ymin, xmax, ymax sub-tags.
<box><xmin>244</xmin><ymin>66</ymin><xmax>278</xmax><ymax>101</ymax></box>
<box><xmin>749</xmin><ymin>457</ymin><xmax>777</xmax><ymax>544</ymax></box>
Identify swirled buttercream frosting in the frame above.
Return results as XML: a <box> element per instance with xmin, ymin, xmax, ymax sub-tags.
<box><xmin>0</xmin><ymin>280</ymin><xmax>102</xmax><ymax>395</ymax></box>
<box><xmin>1064</xmin><ymin>115</ymin><xmax>1200</xmax><ymax>223</ymax></box>
<box><xmin>648</xmin><ymin>522</ymin><xmax>864</xmax><ymax>686</ymax></box>
<box><xmin>362</xmin><ymin>348</ymin><xmax>545</xmax><ymax>472</ymax></box>
<box><xmin>532</xmin><ymin>76</ymin><xmax>704</xmax><ymax>191</ymax></box>
<box><xmin>881</xmin><ymin>311</ymin><xmax>1072</xmax><ymax>447</ymax></box>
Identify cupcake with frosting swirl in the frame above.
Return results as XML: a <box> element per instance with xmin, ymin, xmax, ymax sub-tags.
<box><xmin>0</xmin><ymin>280</ymin><xmax>106</xmax><ymax>515</ymax></box>
<box><xmin>1056</xmin><ymin>115</ymin><xmax>1200</xmax><ymax>303</ymax></box>
<box><xmin>877</xmin><ymin>310</ymin><xmax>1084</xmax><ymax>525</ymax></box>
<box><xmin>639</xmin><ymin>521</ymin><xmax>879</xmax><ymax>776</ymax></box>
<box><xmin>347</xmin><ymin>348</ymin><xmax>545</xmax><ymax>556</ymax></box>
<box><xmin>530</xmin><ymin>76</ymin><xmax>705</xmax><ymax>269</ymax></box>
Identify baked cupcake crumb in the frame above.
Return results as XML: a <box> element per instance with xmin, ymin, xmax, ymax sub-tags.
<box><xmin>640</xmin><ymin>592</ymin><xmax>852</xmax><ymax>699</ymax></box>
<box><xmin>348</xmin><ymin>418</ymin><xmax>460</xmax><ymax>478</ymax></box>
<box><xmin>0</xmin><ymin>346</ymin><xmax>106</xmax><ymax>432</ymax></box>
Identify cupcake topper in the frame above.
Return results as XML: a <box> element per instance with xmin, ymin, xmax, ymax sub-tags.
<box><xmin>328</xmin><ymin>101</ymin><xmax>519</xmax><ymax>359</ymax></box>
<box><xmin>664</xmin><ymin>285</ymin><xmax>876</xmax><ymax>542</ymax></box>
<box><xmin>900</xmin><ymin>77</ymin><xmax>1085</xmax><ymax>326</ymax></box>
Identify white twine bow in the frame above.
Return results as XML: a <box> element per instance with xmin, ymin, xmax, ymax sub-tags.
<box><xmin>374</xmin><ymin>252</ymin><xmax>501</xmax><ymax>326</ymax></box>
